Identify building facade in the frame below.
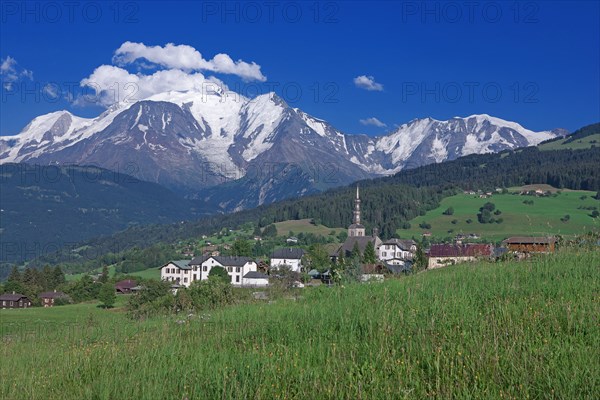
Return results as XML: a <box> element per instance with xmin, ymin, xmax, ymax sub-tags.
<box><xmin>270</xmin><ymin>248</ymin><xmax>306</xmax><ymax>272</ymax></box>
<box><xmin>161</xmin><ymin>257</ymin><xmax>258</xmax><ymax>287</ymax></box>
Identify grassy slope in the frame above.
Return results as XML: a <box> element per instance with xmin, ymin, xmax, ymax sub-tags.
<box><xmin>66</xmin><ymin>265</ymin><xmax>160</xmax><ymax>282</ymax></box>
<box><xmin>538</xmin><ymin>133</ymin><xmax>600</xmax><ymax>151</ymax></box>
<box><xmin>398</xmin><ymin>190</ymin><xmax>599</xmax><ymax>241</ymax></box>
<box><xmin>1</xmin><ymin>249</ymin><xmax>598</xmax><ymax>399</ymax></box>
<box><xmin>274</xmin><ymin>218</ymin><xmax>344</xmax><ymax>237</ymax></box>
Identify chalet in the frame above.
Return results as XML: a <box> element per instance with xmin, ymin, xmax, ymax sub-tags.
<box><xmin>0</xmin><ymin>292</ymin><xmax>32</xmax><ymax>309</ymax></box>
<box><xmin>270</xmin><ymin>248</ymin><xmax>305</xmax><ymax>272</ymax></box>
<box><xmin>39</xmin><ymin>290</ymin><xmax>67</xmax><ymax>307</ymax></box>
<box><xmin>115</xmin><ymin>280</ymin><xmax>137</xmax><ymax>294</ymax></box>
<box><xmin>427</xmin><ymin>243</ymin><xmax>494</xmax><ymax>269</ymax></box>
<box><xmin>378</xmin><ymin>239</ymin><xmax>417</xmax><ymax>265</ymax></box>
<box><xmin>189</xmin><ymin>255</ymin><xmax>257</xmax><ymax>286</ymax></box>
<box><xmin>334</xmin><ymin>186</ymin><xmax>383</xmax><ymax>260</ymax></box>
<box><xmin>242</xmin><ymin>271</ymin><xmax>269</xmax><ymax>287</ymax></box>
<box><xmin>502</xmin><ymin>237</ymin><xmax>556</xmax><ymax>253</ymax></box>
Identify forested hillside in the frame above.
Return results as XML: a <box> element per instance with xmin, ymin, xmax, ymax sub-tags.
<box><xmin>23</xmin><ymin>146</ymin><xmax>600</xmax><ymax>274</ymax></box>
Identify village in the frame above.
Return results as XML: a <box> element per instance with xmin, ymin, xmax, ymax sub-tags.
<box><xmin>0</xmin><ymin>187</ymin><xmax>559</xmax><ymax>309</ymax></box>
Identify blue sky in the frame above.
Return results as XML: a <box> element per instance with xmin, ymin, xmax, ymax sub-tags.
<box><xmin>1</xmin><ymin>1</ymin><xmax>599</xmax><ymax>136</ymax></box>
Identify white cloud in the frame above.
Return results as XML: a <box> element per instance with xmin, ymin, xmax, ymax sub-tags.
<box><xmin>42</xmin><ymin>83</ymin><xmax>59</xmax><ymax>99</ymax></box>
<box><xmin>359</xmin><ymin>117</ymin><xmax>387</xmax><ymax>128</ymax></box>
<box><xmin>78</xmin><ymin>65</ymin><xmax>221</xmax><ymax>107</ymax></box>
<box><xmin>1</xmin><ymin>56</ymin><xmax>33</xmax><ymax>84</ymax></box>
<box><xmin>76</xmin><ymin>42</ymin><xmax>268</xmax><ymax>107</ymax></box>
<box><xmin>113</xmin><ymin>41</ymin><xmax>266</xmax><ymax>82</ymax></box>
<box><xmin>353</xmin><ymin>75</ymin><xmax>383</xmax><ymax>91</ymax></box>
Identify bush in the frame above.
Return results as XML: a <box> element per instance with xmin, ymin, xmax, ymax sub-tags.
<box><xmin>443</xmin><ymin>207</ymin><xmax>454</xmax><ymax>215</ymax></box>
<box><xmin>189</xmin><ymin>276</ymin><xmax>234</xmax><ymax>311</ymax></box>
<box><xmin>208</xmin><ymin>266</ymin><xmax>230</xmax><ymax>284</ymax></box>
<box><xmin>98</xmin><ymin>283</ymin><xmax>116</xmax><ymax>309</ymax></box>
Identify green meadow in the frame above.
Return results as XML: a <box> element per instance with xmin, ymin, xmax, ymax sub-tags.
<box><xmin>538</xmin><ymin>134</ymin><xmax>600</xmax><ymax>151</ymax></box>
<box><xmin>1</xmin><ymin>248</ymin><xmax>598</xmax><ymax>399</ymax></box>
<box><xmin>399</xmin><ymin>190</ymin><xmax>599</xmax><ymax>241</ymax></box>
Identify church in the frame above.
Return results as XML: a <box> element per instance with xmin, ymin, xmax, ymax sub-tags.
<box><xmin>334</xmin><ymin>186</ymin><xmax>382</xmax><ymax>260</ymax></box>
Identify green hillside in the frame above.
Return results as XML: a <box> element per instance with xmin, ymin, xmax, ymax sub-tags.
<box><xmin>399</xmin><ymin>189</ymin><xmax>599</xmax><ymax>241</ymax></box>
<box><xmin>1</xmin><ymin>248</ymin><xmax>598</xmax><ymax>399</ymax></box>
<box><xmin>539</xmin><ymin>133</ymin><xmax>600</xmax><ymax>151</ymax></box>
<box><xmin>538</xmin><ymin>122</ymin><xmax>599</xmax><ymax>151</ymax></box>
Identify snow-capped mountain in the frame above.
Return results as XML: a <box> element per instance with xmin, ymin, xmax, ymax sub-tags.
<box><xmin>0</xmin><ymin>89</ymin><xmax>565</xmax><ymax>210</ymax></box>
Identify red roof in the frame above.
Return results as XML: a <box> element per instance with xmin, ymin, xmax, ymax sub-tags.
<box><xmin>429</xmin><ymin>244</ymin><xmax>493</xmax><ymax>257</ymax></box>
<box><xmin>115</xmin><ymin>279</ymin><xmax>137</xmax><ymax>289</ymax></box>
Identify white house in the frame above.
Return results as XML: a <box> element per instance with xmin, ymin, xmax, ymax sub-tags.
<box><xmin>270</xmin><ymin>248</ymin><xmax>305</xmax><ymax>273</ymax></box>
<box><xmin>378</xmin><ymin>239</ymin><xmax>417</xmax><ymax>265</ymax></box>
<box><xmin>160</xmin><ymin>256</ymin><xmax>257</xmax><ymax>287</ymax></box>
<box><xmin>242</xmin><ymin>271</ymin><xmax>269</xmax><ymax>287</ymax></box>
<box><xmin>160</xmin><ymin>260</ymin><xmax>194</xmax><ymax>286</ymax></box>
<box><xmin>189</xmin><ymin>255</ymin><xmax>257</xmax><ymax>286</ymax></box>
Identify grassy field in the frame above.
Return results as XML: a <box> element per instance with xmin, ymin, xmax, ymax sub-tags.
<box><xmin>1</xmin><ymin>248</ymin><xmax>599</xmax><ymax>399</ymax></box>
<box><xmin>538</xmin><ymin>133</ymin><xmax>600</xmax><ymax>151</ymax></box>
<box><xmin>66</xmin><ymin>265</ymin><xmax>160</xmax><ymax>281</ymax></box>
<box><xmin>398</xmin><ymin>190</ymin><xmax>599</xmax><ymax>241</ymax></box>
<box><xmin>274</xmin><ymin>218</ymin><xmax>344</xmax><ymax>237</ymax></box>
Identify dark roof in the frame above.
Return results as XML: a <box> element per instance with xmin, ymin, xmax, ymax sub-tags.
<box><xmin>190</xmin><ymin>255</ymin><xmax>253</xmax><ymax>267</ymax></box>
<box><xmin>339</xmin><ymin>236</ymin><xmax>378</xmax><ymax>255</ymax></box>
<box><xmin>382</xmin><ymin>238</ymin><xmax>417</xmax><ymax>250</ymax></box>
<box><xmin>271</xmin><ymin>248</ymin><xmax>305</xmax><ymax>259</ymax></box>
<box><xmin>503</xmin><ymin>236</ymin><xmax>556</xmax><ymax>244</ymax></box>
<box><xmin>115</xmin><ymin>279</ymin><xmax>137</xmax><ymax>289</ymax></box>
<box><xmin>160</xmin><ymin>260</ymin><xmax>192</xmax><ymax>270</ymax></box>
<box><xmin>39</xmin><ymin>291</ymin><xmax>66</xmax><ymax>299</ymax></box>
<box><xmin>0</xmin><ymin>293</ymin><xmax>29</xmax><ymax>301</ymax></box>
<box><xmin>243</xmin><ymin>271</ymin><xmax>269</xmax><ymax>279</ymax></box>
<box><xmin>428</xmin><ymin>244</ymin><xmax>493</xmax><ymax>257</ymax></box>
<box><xmin>384</xmin><ymin>262</ymin><xmax>412</xmax><ymax>274</ymax></box>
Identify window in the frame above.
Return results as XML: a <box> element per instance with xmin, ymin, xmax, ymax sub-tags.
<box><xmin>382</xmin><ymin>252</ymin><xmax>386</xmax><ymax>257</ymax></box>
<box><xmin>236</xmin><ymin>276</ymin><xmax>240</xmax><ymax>283</ymax></box>
<box><xmin>236</xmin><ymin>267</ymin><xmax>240</xmax><ymax>273</ymax></box>
<box><xmin>194</xmin><ymin>266</ymin><xmax>198</xmax><ymax>272</ymax></box>
<box><xmin>227</xmin><ymin>267</ymin><xmax>231</xmax><ymax>272</ymax></box>
<box><xmin>203</xmin><ymin>266</ymin><xmax>207</xmax><ymax>272</ymax></box>
<box><xmin>184</xmin><ymin>278</ymin><xmax>188</xmax><ymax>283</ymax></box>
<box><xmin>10</xmin><ymin>301</ymin><xmax>13</xmax><ymax>306</ymax></box>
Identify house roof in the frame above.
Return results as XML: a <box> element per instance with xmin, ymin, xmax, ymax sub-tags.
<box><xmin>190</xmin><ymin>255</ymin><xmax>253</xmax><ymax>267</ymax></box>
<box><xmin>271</xmin><ymin>248</ymin><xmax>305</xmax><ymax>259</ymax></box>
<box><xmin>243</xmin><ymin>271</ymin><xmax>269</xmax><ymax>279</ymax></box>
<box><xmin>0</xmin><ymin>293</ymin><xmax>29</xmax><ymax>301</ymax></box>
<box><xmin>160</xmin><ymin>260</ymin><xmax>192</xmax><ymax>270</ymax></box>
<box><xmin>428</xmin><ymin>244</ymin><xmax>493</xmax><ymax>257</ymax></box>
<box><xmin>382</xmin><ymin>238</ymin><xmax>417</xmax><ymax>250</ymax></box>
<box><xmin>384</xmin><ymin>262</ymin><xmax>412</xmax><ymax>274</ymax></box>
<box><xmin>502</xmin><ymin>236</ymin><xmax>556</xmax><ymax>244</ymax></box>
<box><xmin>39</xmin><ymin>291</ymin><xmax>66</xmax><ymax>299</ymax></box>
<box><xmin>115</xmin><ymin>279</ymin><xmax>137</xmax><ymax>289</ymax></box>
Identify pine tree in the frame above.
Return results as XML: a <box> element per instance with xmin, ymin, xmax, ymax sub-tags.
<box><xmin>98</xmin><ymin>282</ymin><xmax>116</xmax><ymax>308</ymax></box>
<box><xmin>363</xmin><ymin>241</ymin><xmax>377</xmax><ymax>264</ymax></box>
<box><xmin>7</xmin><ymin>266</ymin><xmax>21</xmax><ymax>283</ymax></box>
<box><xmin>413</xmin><ymin>245</ymin><xmax>427</xmax><ymax>272</ymax></box>
<box><xmin>99</xmin><ymin>265</ymin><xmax>109</xmax><ymax>283</ymax></box>
<box><xmin>351</xmin><ymin>242</ymin><xmax>362</xmax><ymax>262</ymax></box>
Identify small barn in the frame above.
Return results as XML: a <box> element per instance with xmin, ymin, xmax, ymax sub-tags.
<box><xmin>502</xmin><ymin>237</ymin><xmax>556</xmax><ymax>253</ymax></box>
<box><xmin>0</xmin><ymin>292</ymin><xmax>32</xmax><ymax>309</ymax></box>
<box><xmin>39</xmin><ymin>290</ymin><xmax>68</xmax><ymax>307</ymax></box>
<box><xmin>115</xmin><ymin>279</ymin><xmax>137</xmax><ymax>294</ymax></box>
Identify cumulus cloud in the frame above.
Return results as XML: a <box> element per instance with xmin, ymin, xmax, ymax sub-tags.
<box><xmin>78</xmin><ymin>65</ymin><xmax>220</xmax><ymax>107</ymax></box>
<box><xmin>359</xmin><ymin>117</ymin><xmax>387</xmax><ymax>128</ymax></box>
<box><xmin>113</xmin><ymin>41</ymin><xmax>266</xmax><ymax>82</ymax></box>
<box><xmin>353</xmin><ymin>75</ymin><xmax>383</xmax><ymax>91</ymax></box>
<box><xmin>77</xmin><ymin>42</ymin><xmax>267</xmax><ymax>107</ymax></box>
<box><xmin>1</xmin><ymin>56</ymin><xmax>33</xmax><ymax>89</ymax></box>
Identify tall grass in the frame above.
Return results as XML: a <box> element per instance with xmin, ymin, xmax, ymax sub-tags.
<box><xmin>1</xmin><ymin>249</ymin><xmax>598</xmax><ymax>399</ymax></box>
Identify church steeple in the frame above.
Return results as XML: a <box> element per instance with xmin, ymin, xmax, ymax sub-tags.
<box><xmin>353</xmin><ymin>185</ymin><xmax>361</xmax><ymax>225</ymax></box>
<box><xmin>348</xmin><ymin>185</ymin><xmax>365</xmax><ymax>237</ymax></box>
